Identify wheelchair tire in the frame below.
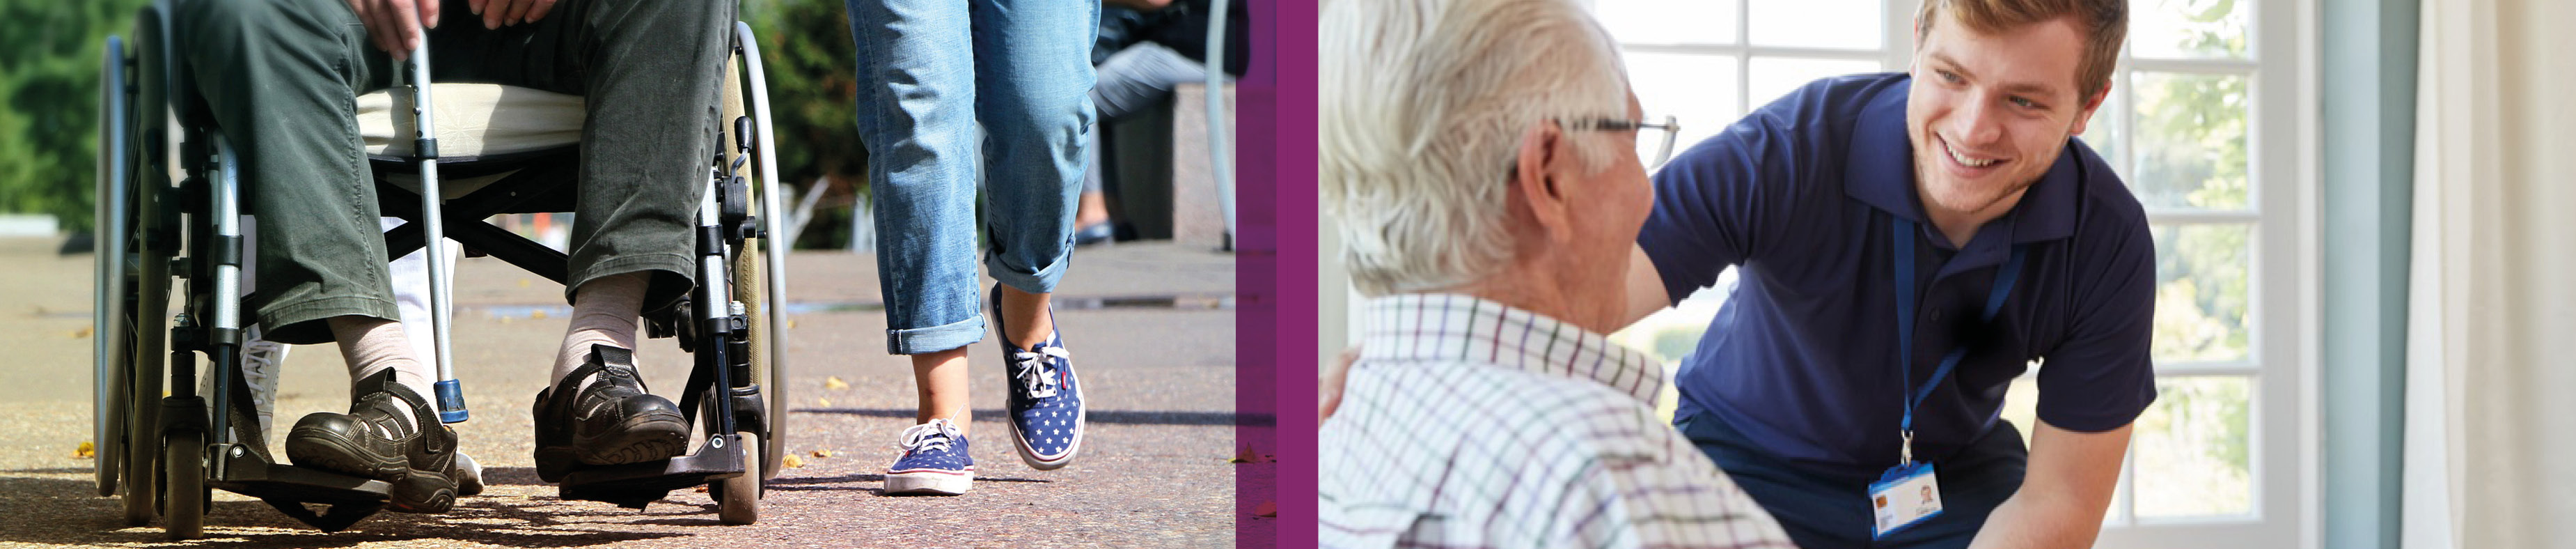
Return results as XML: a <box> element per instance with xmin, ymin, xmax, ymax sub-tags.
<box><xmin>730</xmin><ymin>20</ymin><xmax>793</xmax><ymax>481</ymax></box>
<box><xmin>736</xmin><ymin>239</ymin><xmax>785</xmax><ymax>481</ymax></box>
<box><xmin>95</xmin><ymin>33</ymin><xmax>131</xmax><ymax>500</ymax></box>
<box><xmin>123</xmin><ymin>0</ymin><xmax>182</xmax><ymax>528</ymax></box>
<box><xmin>714</xmin><ymin>431</ymin><xmax>761</xmax><ymax>525</ymax></box>
<box><xmin>162</xmin><ymin>429</ymin><xmax>205</xmax><ymax>539</ymax></box>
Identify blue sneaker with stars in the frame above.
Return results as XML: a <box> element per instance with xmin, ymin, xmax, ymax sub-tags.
<box><xmin>884</xmin><ymin>418</ymin><xmax>973</xmax><ymax>495</ymax></box>
<box><xmin>994</xmin><ymin>284</ymin><xmax>1086</xmax><ymax>470</ymax></box>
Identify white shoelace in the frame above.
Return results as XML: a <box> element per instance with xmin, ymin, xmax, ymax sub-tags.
<box><xmin>901</xmin><ymin>419</ymin><xmax>960</xmax><ymax>455</ymax></box>
<box><xmin>1010</xmin><ymin>346</ymin><xmax>1072</xmax><ymax>399</ymax></box>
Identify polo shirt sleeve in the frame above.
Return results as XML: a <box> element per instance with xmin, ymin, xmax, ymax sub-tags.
<box><xmin>2034</xmin><ymin>217</ymin><xmax>2160</xmax><ymax>433</ymax></box>
<box><xmin>1635</xmin><ymin>109</ymin><xmax>1809</xmax><ymax>306</ymax></box>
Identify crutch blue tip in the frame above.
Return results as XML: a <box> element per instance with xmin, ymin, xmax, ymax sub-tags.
<box><xmin>434</xmin><ymin>379</ymin><xmax>469</xmax><ymax>424</ymax></box>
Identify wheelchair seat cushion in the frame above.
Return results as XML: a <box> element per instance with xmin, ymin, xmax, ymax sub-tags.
<box><xmin>357</xmin><ymin>84</ymin><xmax>586</xmax><ymax>162</ymax></box>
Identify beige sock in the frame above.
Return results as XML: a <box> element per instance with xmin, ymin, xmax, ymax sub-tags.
<box><xmin>327</xmin><ymin>316</ymin><xmax>432</xmax><ymax>434</ymax></box>
<box><xmin>554</xmin><ymin>272</ymin><xmax>649</xmax><ymax>393</ymax></box>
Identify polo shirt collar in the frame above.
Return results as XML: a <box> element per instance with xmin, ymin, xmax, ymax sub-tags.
<box><xmin>1841</xmin><ymin>75</ymin><xmax>2082</xmax><ymax>253</ymax></box>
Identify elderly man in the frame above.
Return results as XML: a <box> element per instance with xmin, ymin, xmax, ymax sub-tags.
<box><xmin>1317</xmin><ymin>1</ymin><xmax>1794</xmax><ymax>547</ymax></box>
<box><xmin>177</xmin><ymin>0</ymin><xmax>732</xmax><ymax>513</ymax></box>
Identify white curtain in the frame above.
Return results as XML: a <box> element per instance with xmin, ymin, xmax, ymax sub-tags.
<box><xmin>2405</xmin><ymin>0</ymin><xmax>2576</xmax><ymax>547</ymax></box>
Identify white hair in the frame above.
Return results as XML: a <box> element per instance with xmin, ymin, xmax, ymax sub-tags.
<box><xmin>1320</xmin><ymin>0</ymin><xmax>1631</xmax><ymax>296</ymax></box>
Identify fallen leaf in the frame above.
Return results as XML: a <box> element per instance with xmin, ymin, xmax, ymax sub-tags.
<box><xmin>74</xmin><ymin>442</ymin><xmax>95</xmax><ymax>459</ymax></box>
<box><xmin>787</xmin><ymin>320</ymin><xmax>798</xmax><ymax>329</ymax></box>
<box><xmin>1230</xmin><ymin>443</ymin><xmax>1272</xmax><ymax>463</ymax></box>
<box><xmin>783</xmin><ymin>454</ymin><xmax>805</xmax><ymax>468</ymax></box>
<box><xmin>817</xmin><ymin>397</ymin><xmax>831</xmax><ymax>408</ymax></box>
<box><xmin>811</xmin><ymin>449</ymin><xmax>834</xmax><ymax>458</ymax></box>
<box><xmin>530</xmin><ymin>310</ymin><xmax>547</xmax><ymax>319</ymax></box>
<box><xmin>518</xmin><ymin>279</ymin><xmax>532</xmax><ymax>288</ymax></box>
<box><xmin>1253</xmin><ymin>501</ymin><xmax>1278</xmax><ymax>518</ymax></box>
<box><xmin>498</xmin><ymin>316</ymin><xmax>513</xmax><ymax>324</ymax></box>
<box><xmin>693</xmin><ymin>485</ymin><xmax>708</xmax><ymax>493</ymax></box>
<box><xmin>824</xmin><ymin>376</ymin><xmax>850</xmax><ymax>391</ymax></box>
<box><xmin>71</xmin><ymin>327</ymin><xmax>92</xmax><ymax>339</ymax></box>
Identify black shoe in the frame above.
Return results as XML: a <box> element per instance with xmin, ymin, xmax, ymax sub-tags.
<box><xmin>283</xmin><ymin>369</ymin><xmax>458</xmax><ymax>513</ymax></box>
<box><xmin>532</xmin><ymin>345</ymin><xmax>689</xmax><ymax>482</ymax></box>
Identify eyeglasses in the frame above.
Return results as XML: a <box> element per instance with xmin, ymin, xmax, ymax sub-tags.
<box><xmin>1570</xmin><ymin>115</ymin><xmax>1681</xmax><ymax>169</ymax></box>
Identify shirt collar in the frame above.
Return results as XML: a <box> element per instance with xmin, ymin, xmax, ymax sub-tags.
<box><xmin>1358</xmin><ymin>293</ymin><xmax>1665</xmax><ymax>404</ymax></box>
<box><xmin>1841</xmin><ymin>74</ymin><xmax>2082</xmax><ymax>250</ymax></box>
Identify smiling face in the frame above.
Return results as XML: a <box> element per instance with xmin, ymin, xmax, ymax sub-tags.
<box><xmin>1905</xmin><ymin>10</ymin><xmax>2106</xmax><ymax>224</ymax></box>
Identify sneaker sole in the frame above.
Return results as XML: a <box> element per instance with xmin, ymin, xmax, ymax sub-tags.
<box><xmin>884</xmin><ymin>469</ymin><xmax>974</xmax><ymax>495</ymax></box>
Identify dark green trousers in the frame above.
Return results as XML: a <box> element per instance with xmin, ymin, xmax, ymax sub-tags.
<box><xmin>176</xmin><ymin>0</ymin><xmax>735</xmax><ymax>343</ymax></box>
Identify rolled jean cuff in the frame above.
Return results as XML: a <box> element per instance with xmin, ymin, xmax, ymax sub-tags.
<box><xmin>886</xmin><ymin>313</ymin><xmax>985</xmax><ymax>355</ymax></box>
<box><xmin>987</xmin><ymin>248</ymin><xmax>1072</xmax><ymax>296</ymax></box>
<box><xmin>258</xmin><ymin>295</ymin><xmax>402</xmax><ymax>345</ymax></box>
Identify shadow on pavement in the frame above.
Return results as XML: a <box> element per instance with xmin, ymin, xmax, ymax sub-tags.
<box><xmin>0</xmin><ymin>470</ymin><xmax>691</xmax><ymax>548</ymax></box>
<box><xmin>801</xmin><ymin>408</ymin><xmax>1272</xmax><ymax>426</ymax></box>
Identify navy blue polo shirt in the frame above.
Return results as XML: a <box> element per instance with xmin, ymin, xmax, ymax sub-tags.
<box><xmin>1640</xmin><ymin>72</ymin><xmax>2158</xmax><ymax>476</ymax></box>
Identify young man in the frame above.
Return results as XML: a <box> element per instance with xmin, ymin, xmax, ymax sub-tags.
<box><xmin>1624</xmin><ymin>1</ymin><xmax>2150</xmax><ymax>547</ymax></box>
<box><xmin>1318</xmin><ymin>1</ymin><xmax>1795</xmax><ymax>547</ymax></box>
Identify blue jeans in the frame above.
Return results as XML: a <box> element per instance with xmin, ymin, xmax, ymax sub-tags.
<box><xmin>846</xmin><ymin>0</ymin><xmax>1099</xmax><ymax>355</ymax></box>
<box><xmin>1674</xmin><ymin>410</ymin><xmax>2029</xmax><ymax>548</ymax></box>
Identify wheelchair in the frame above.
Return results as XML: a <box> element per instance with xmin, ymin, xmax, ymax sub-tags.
<box><xmin>91</xmin><ymin>0</ymin><xmax>796</xmax><ymax>537</ymax></box>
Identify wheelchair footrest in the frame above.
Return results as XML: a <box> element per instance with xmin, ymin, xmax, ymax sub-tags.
<box><xmin>206</xmin><ymin>444</ymin><xmax>394</xmax><ymax>531</ymax></box>
<box><xmin>556</xmin><ymin>434</ymin><xmax>744</xmax><ymax>509</ymax></box>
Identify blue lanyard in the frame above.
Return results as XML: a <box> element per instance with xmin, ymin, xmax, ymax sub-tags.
<box><xmin>1890</xmin><ymin>218</ymin><xmax>2024</xmax><ymax>465</ymax></box>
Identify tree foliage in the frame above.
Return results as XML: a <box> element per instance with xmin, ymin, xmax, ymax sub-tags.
<box><xmin>0</xmin><ymin>0</ymin><xmax>154</xmax><ymax>233</ymax></box>
<box><xmin>0</xmin><ymin>0</ymin><xmax>865</xmax><ymax>237</ymax></box>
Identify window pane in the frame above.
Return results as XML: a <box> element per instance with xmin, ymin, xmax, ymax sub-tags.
<box><xmin>1623</xmin><ymin>52</ymin><xmax>1741</xmax><ymax>167</ymax></box>
<box><xmin>2132</xmin><ymin>0</ymin><xmax>2252</xmax><ymax>59</ymax></box>
<box><xmin>2133</xmin><ymin>72</ymin><xmax>2250</xmax><ymax>210</ymax></box>
<box><xmin>2133</xmin><ymin>376</ymin><xmax>2254</xmax><ymax>518</ymax></box>
<box><xmin>1747</xmin><ymin>57</ymin><xmax>1882</xmax><ymax>112</ymax></box>
<box><xmin>1748</xmin><ymin>0</ymin><xmax>1881</xmax><ymax>49</ymax></box>
<box><xmin>2150</xmin><ymin>224</ymin><xmax>2252</xmax><ymax>363</ymax></box>
<box><xmin>1598</xmin><ymin>0</ymin><xmax>1740</xmax><ymax>46</ymax></box>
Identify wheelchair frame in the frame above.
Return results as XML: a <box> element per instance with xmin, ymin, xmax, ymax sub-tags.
<box><xmin>93</xmin><ymin>1</ymin><xmax>794</xmax><ymax>537</ymax></box>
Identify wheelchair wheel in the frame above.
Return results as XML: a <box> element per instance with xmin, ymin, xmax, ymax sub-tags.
<box><xmin>162</xmin><ymin>429</ymin><xmax>205</xmax><ymax>539</ymax></box>
<box><xmin>94</xmin><ymin>34</ymin><xmax>130</xmax><ymax>500</ymax></box>
<box><xmin>118</xmin><ymin>3</ymin><xmax>182</xmax><ymax>527</ymax></box>
<box><xmin>731</xmin><ymin>20</ymin><xmax>792</xmax><ymax>481</ymax></box>
<box><xmin>714</xmin><ymin>431</ymin><xmax>761</xmax><ymax>525</ymax></box>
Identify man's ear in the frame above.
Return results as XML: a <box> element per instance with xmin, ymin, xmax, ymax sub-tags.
<box><xmin>1513</xmin><ymin>120</ymin><xmax>1576</xmax><ymax>245</ymax></box>
<box><xmin>2069</xmin><ymin>83</ymin><xmax>2111</xmax><ymax>137</ymax></box>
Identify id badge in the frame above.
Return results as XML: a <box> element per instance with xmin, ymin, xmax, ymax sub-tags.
<box><xmin>1869</xmin><ymin>462</ymin><xmax>1943</xmax><ymax>539</ymax></box>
